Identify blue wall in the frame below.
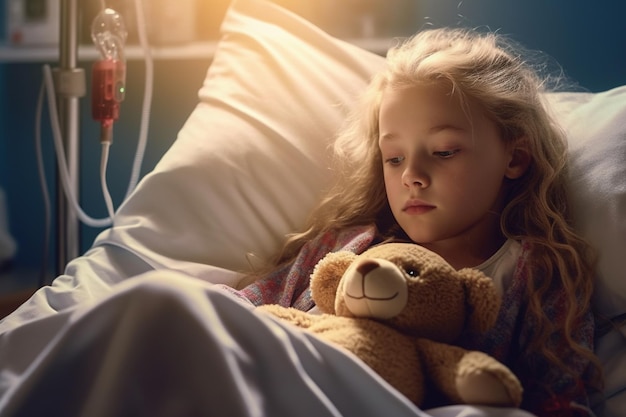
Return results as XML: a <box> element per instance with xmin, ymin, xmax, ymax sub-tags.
<box><xmin>0</xmin><ymin>65</ymin><xmax>5</xmax><ymax>186</ymax></box>
<box><xmin>0</xmin><ymin>4</ymin><xmax>5</xmax><ymax>185</ymax></box>
<box><xmin>418</xmin><ymin>0</ymin><xmax>626</xmax><ymax>93</ymax></box>
<box><xmin>1</xmin><ymin>0</ymin><xmax>625</xmax><ymax>278</ymax></box>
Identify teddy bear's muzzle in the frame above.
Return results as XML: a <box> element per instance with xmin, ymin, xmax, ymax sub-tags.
<box><xmin>341</xmin><ymin>258</ymin><xmax>409</xmax><ymax>319</ymax></box>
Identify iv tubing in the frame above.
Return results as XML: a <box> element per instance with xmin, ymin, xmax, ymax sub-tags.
<box><xmin>43</xmin><ymin>64</ymin><xmax>112</xmax><ymax>228</ymax></box>
<box><xmin>100</xmin><ymin>141</ymin><xmax>116</xmax><ymax>220</ymax></box>
<box><xmin>33</xmin><ymin>0</ymin><xmax>152</xmax><ymax>281</ymax></box>
<box><xmin>125</xmin><ymin>0</ymin><xmax>153</xmax><ymax>200</ymax></box>
<box><xmin>35</xmin><ymin>81</ymin><xmax>52</xmax><ymax>286</ymax></box>
<box><xmin>39</xmin><ymin>0</ymin><xmax>152</xmax><ymax>229</ymax></box>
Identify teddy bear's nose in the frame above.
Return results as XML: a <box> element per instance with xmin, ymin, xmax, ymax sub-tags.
<box><xmin>343</xmin><ymin>258</ymin><xmax>409</xmax><ymax>319</ymax></box>
<box><xmin>356</xmin><ymin>260</ymin><xmax>379</xmax><ymax>276</ymax></box>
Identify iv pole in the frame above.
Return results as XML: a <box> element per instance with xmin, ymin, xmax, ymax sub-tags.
<box><xmin>54</xmin><ymin>0</ymin><xmax>84</xmax><ymax>276</ymax></box>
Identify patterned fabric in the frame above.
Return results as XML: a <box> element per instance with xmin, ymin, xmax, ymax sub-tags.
<box><xmin>238</xmin><ymin>224</ymin><xmax>376</xmax><ymax>310</ymax></box>
<box><xmin>226</xmin><ymin>224</ymin><xmax>596</xmax><ymax>417</ymax></box>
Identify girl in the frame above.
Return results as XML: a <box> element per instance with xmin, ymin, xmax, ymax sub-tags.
<box><xmin>233</xmin><ymin>28</ymin><xmax>603</xmax><ymax>416</ymax></box>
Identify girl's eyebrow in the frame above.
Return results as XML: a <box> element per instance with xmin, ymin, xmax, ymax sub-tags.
<box><xmin>379</xmin><ymin>133</ymin><xmax>397</xmax><ymax>143</ymax></box>
<box><xmin>429</xmin><ymin>123</ymin><xmax>467</xmax><ymax>133</ymax></box>
<box><xmin>380</xmin><ymin>124</ymin><xmax>466</xmax><ymax>142</ymax></box>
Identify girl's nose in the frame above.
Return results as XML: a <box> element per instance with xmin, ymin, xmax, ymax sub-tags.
<box><xmin>402</xmin><ymin>160</ymin><xmax>430</xmax><ymax>188</ymax></box>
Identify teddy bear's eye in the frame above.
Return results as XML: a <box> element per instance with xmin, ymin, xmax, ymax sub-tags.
<box><xmin>404</xmin><ymin>266</ymin><xmax>420</xmax><ymax>278</ymax></box>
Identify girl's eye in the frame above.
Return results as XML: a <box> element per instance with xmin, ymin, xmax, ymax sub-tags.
<box><xmin>385</xmin><ymin>156</ymin><xmax>405</xmax><ymax>166</ymax></box>
<box><xmin>434</xmin><ymin>149</ymin><xmax>459</xmax><ymax>158</ymax></box>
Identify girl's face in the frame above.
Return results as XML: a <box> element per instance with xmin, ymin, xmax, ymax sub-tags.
<box><xmin>378</xmin><ymin>83</ymin><xmax>523</xmax><ymax>266</ymax></box>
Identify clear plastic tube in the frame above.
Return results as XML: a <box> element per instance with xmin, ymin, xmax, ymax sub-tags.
<box><xmin>35</xmin><ymin>80</ymin><xmax>51</xmax><ymax>286</ymax></box>
<box><xmin>43</xmin><ymin>64</ymin><xmax>112</xmax><ymax>228</ymax></box>
<box><xmin>100</xmin><ymin>141</ymin><xmax>116</xmax><ymax>220</ymax></box>
<box><xmin>125</xmin><ymin>0</ymin><xmax>153</xmax><ymax>199</ymax></box>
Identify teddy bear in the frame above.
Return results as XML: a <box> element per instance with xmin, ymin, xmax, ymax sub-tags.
<box><xmin>257</xmin><ymin>242</ymin><xmax>523</xmax><ymax>409</ymax></box>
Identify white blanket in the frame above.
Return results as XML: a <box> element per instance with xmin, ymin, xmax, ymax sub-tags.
<box><xmin>0</xmin><ymin>269</ymin><xmax>534</xmax><ymax>417</ymax></box>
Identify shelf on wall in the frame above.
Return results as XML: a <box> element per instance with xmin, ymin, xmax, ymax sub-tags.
<box><xmin>0</xmin><ymin>37</ymin><xmax>395</xmax><ymax>63</ymax></box>
<box><xmin>0</xmin><ymin>41</ymin><xmax>218</xmax><ymax>62</ymax></box>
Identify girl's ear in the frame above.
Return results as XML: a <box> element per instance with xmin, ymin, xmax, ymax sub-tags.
<box><xmin>505</xmin><ymin>138</ymin><xmax>531</xmax><ymax>180</ymax></box>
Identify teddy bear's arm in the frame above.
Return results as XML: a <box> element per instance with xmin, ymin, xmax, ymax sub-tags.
<box><xmin>415</xmin><ymin>339</ymin><xmax>522</xmax><ymax>408</ymax></box>
<box><xmin>256</xmin><ymin>305</ymin><xmax>323</xmax><ymax>329</ymax></box>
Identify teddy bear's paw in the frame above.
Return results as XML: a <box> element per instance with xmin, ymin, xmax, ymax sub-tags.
<box><xmin>256</xmin><ymin>305</ymin><xmax>315</xmax><ymax>328</ymax></box>
<box><xmin>455</xmin><ymin>351</ymin><xmax>523</xmax><ymax>407</ymax></box>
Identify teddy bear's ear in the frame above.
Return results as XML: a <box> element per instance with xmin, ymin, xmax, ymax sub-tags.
<box><xmin>310</xmin><ymin>251</ymin><xmax>357</xmax><ymax>314</ymax></box>
<box><xmin>458</xmin><ymin>268</ymin><xmax>502</xmax><ymax>334</ymax></box>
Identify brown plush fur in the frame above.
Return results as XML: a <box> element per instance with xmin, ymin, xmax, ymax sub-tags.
<box><xmin>257</xmin><ymin>243</ymin><xmax>522</xmax><ymax>408</ymax></box>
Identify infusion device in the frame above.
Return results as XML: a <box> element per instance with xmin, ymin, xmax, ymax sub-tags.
<box><xmin>37</xmin><ymin>0</ymin><xmax>151</xmax><ymax>283</ymax></box>
<box><xmin>91</xmin><ymin>8</ymin><xmax>127</xmax><ymax>143</ymax></box>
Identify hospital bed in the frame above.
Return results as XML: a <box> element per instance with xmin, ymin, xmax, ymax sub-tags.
<box><xmin>0</xmin><ymin>0</ymin><xmax>624</xmax><ymax>415</ymax></box>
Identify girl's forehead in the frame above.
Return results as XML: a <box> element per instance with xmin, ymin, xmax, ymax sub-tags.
<box><xmin>380</xmin><ymin>82</ymin><xmax>464</xmax><ymax>107</ymax></box>
<box><xmin>377</xmin><ymin>84</ymin><xmax>504</xmax><ymax>144</ymax></box>
<box><xmin>379</xmin><ymin>84</ymin><xmax>476</xmax><ymax>123</ymax></box>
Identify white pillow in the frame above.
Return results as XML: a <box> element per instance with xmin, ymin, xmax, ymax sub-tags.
<box><xmin>546</xmin><ymin>88</ymin><xmax>626</xmax><ymax>319</ymax></box>
<box><xmin>96</xmin><ymin>0</ymin><xmax>384</xmax><ymax>275</ymax></box>
<box><xmin>98</xmin><ymin>0</ymin><xmax>626</xmax><ymax>319</ymax></box>
<box><xmin>544</xmin><ymin>90</ymin><xmax>626</xmax><ymax>417</ymax></box>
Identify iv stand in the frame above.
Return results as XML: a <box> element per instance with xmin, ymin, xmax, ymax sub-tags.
<box><xmin>54</xmin><ymin>0</ymin><xmax>84</xmax><ymax>276</ymax></box>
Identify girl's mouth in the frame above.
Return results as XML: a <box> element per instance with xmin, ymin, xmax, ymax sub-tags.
<box><xmin>403</xmin><ymin>200</ymin><xmax>436</xmax><ymax>215</ymax></box>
